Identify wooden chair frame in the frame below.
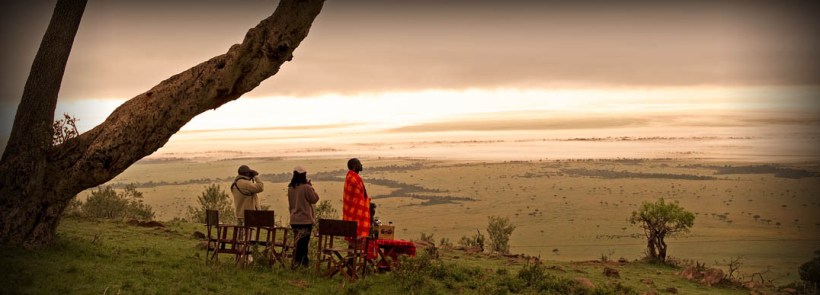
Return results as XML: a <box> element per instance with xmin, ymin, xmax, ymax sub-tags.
<box><xmin>315</xmin><ymin>219</ymin><xmax>370</xmax><ymax>281</ymax></box>
<box><xmin>204</xmin><ymin>209</ymin><xmax>253</xmax><ymax>267</ymax></box>
<box><xmin>204</xmin><ymin>210</ymin><xmax>220</xmax><ymax>265</ymax></box>
<box><xmin>243</xmin><ymin>210</ymin><xmax>275</xmax><ymax>266</ymax></box>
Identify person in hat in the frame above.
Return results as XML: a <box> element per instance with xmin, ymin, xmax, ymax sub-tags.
<box><xmin>343</xmin><ymin>158</ymin><xmax>371</xmax><ymax>238</ymax></box>
<box><xmin>287</xmin><ymin>166</ymin><xmax>319</xmax><ymax>267</ymax></box>
<box><xmin>231</xmin><ymin>165</ymin><xmax>264</xmax><ymax>225</ymax></box>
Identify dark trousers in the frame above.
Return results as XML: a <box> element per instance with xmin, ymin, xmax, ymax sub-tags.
<box><xmin>291</xmin><ymin>224</ymin><xmax>312</xmax><ymax>267</ymax></box>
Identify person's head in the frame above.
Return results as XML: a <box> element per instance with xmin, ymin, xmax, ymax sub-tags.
<box><xmin>238</xmin><ymin>165</ymin><xmax>258</xmax><ymax>178</ymax></box>
<box><xmin>289</xmin><ymin>166</ymin><xmax>308</xmax><ymax>188</ymax></box>
<box><xmin>347</xmin><ymin>158</ymin><xmax>363</xmax><ymax>173</ymax></box>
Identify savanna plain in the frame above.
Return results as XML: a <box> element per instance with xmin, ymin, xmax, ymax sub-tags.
<box><xmin>92</xmin><ymin>155</ymin><xmax>819</xmax><ymax>283</ymax></box>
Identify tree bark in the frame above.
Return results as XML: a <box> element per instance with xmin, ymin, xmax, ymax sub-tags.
<box><xmin>657</xmin><ymin>235</ymin><xmax>667</xmax><ymax>261</ymax></box>
<box><xmin>0</xmin><ymin>0</ymin><xmax>325</xmax><ymax>248</ymax></box>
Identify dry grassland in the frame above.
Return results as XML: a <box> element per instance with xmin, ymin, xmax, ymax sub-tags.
<box><xmin>82</xmin><ymin>157</ymin><xmax>820</xmax><ymax>283</ymax></box>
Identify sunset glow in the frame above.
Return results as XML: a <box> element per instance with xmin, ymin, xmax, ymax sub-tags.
<box><xmin>45</xmin><ymin>86</ymin><xmax>818</xmax><ymax>135</ymax></box>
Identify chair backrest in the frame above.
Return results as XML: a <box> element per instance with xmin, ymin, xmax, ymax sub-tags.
<box><xmin>205</xmin><ymin>209</ymin><xmax>219</xmax><ymax>226</ymax></box>
<box><xmin>244</xmin><ymin>210</ymin><xmax>275</xmax><ymax>227</ymax></box>
<box><xmin>318</xmin><ymin>219</ymin><xmax>357</xmax><ymax>237</ymax></box>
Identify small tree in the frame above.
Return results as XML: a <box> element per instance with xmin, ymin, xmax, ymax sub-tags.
<box><xmin>629</xmin><ymin>198</ymin><xmax>695</xmax><ymax>262</ymax></box>
<box><xmin>187</xmin><ymin>184</ymin><xmax>234</xmax><ymax>223</ymax></box>
<box><xmin>799</xmin><ymin>250</ymin><xmax>820</xmax><ymax>290</ymax></box>
<box><xmin>487</xmin><ymin>215</ymin><xmax>516</xmax><ymax>254</ymax></box>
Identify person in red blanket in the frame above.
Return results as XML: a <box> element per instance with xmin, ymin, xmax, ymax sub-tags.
<box><xmin>343</xmin><ymin>158</ymin><xmax>371</xmax><ymax>239</ymax></box>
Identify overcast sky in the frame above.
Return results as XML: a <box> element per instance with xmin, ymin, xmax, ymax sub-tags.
<box><xmin>1</xmin><ymin>0</ymin><xmax>817</xmax><ymax>105</ymax></box>
<box><xmin>1</xmin><ymin>0</ymin><xmax>819</xmax><ymax>157</ymax></box>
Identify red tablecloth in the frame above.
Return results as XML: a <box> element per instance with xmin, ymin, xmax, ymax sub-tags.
<box><xmin>367</xmin><ymin>239</ymin><xmax>416</xmax><ymax>260</ymax></box>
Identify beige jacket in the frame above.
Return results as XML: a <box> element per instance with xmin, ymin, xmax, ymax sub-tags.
<box><xmin>231</xmin><ymin>175</ymin><xmax>264</xmax><ymax>221</ymax></box>
<box><xmin>288</xmin><ymin>183</ymin><xmax>320</xmax><ymax>225</ymax></box>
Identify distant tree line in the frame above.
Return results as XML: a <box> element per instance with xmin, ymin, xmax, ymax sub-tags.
<box><xmin>560</xmin><ymin>168</ymin><xmax>716</xmax><ymax>180</ymax></box>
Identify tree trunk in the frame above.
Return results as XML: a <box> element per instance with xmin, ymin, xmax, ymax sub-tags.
<box><xmin>0</xmin><ymin>0</ymin><xmax>325</xmax><ymax>248</ymax></box>
<box><xmin>646</xmin><ymin>234</ymin><xmax>658</xmax><ymax>260</ymax></box>
<box><xmin>657</xmin><ymin>235</ymin><xmax>667</xmax><ymax>261</ymax></box>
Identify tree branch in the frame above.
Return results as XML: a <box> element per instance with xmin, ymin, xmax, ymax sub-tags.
<box><xmin>52</xmin><ymin>0</ymin><xmax>324</xmax><ymax>195</ymax></box>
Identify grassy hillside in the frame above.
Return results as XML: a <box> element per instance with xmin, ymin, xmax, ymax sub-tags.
<box><xmin>0</xmin><ymin>218</ymin><xmax>773</xmax><ymax>294</ymax></box>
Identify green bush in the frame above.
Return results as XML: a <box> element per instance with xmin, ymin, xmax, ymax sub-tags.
<box><xmin>82</xmin><ymin>184</ymin><xmax>154</xmax><ymax>220</ymax></box>
<box><xmin>513</xmin><ymin>263</ymin><xmax>637</xmax><ymax>294</ymax></box>
<box><xmin>799</xmin><ymin>250</ymin><xmax>820</xmax><ymax>289</ymax></box>
<box><xmin>487</xmin><ymin>215</ymin><xmax>516</xmax><ymax>254</ymax></box>
<box><xmin>419</xmin><ymin>232</ymin><xmax>435</xmax><ymax>244</ymax></box>
<box><xmin>122</xmin><ymin>184</ymin><xmax>154</xmax><ymax>220</ymax></box>
<box><xmin>186</xmin><ymin>184</ymin><xmax>234</xmax><ymax>223</ymax></box>
<box><xmin>314</xmin><ymin>200</ymin><xmax>338</xmax><ymax>220</ymax></box>
<box><xmin>64</xmin><ymin>197</ymin><xmax>83</xmax><ymax>217</ymax></box>
<box><xmin>458</xmin><ymin>229</ymin><xmax>485</xmax><ymax>251</ymax></box>
<box><xmin>83</xmin><ymin>186</ymin><xmax>128</xmax><ymax>219</ymax></box>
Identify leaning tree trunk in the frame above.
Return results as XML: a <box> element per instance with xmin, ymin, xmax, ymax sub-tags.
<box><xmin>646</xmin><ymin>234</ymin><xmax>658</xmax><ymax>260</ymax></box>
<box><xmin>0</xmin><ymin>0</ymin><xmax>325</xmax><ymax>248</ymax></box>
<box><xmin>657</xmin><ymin>235</ymin><xmax>668</xmax><ymax>261</ymax></box>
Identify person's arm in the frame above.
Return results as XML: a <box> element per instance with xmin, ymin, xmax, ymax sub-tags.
<box><xmin>287</xmin><ymin>188</ymin><xmax>294</xmax><ymax>212</ymax></box>
<box><xmin>237</xmin><ymin>177</ymin><xmax>264</xmax><ymax>194</ymax></box>
<box><xmin>305</xmin><ymin>185</ymin><xmax>320</xmax><ymax>204</ymax></box>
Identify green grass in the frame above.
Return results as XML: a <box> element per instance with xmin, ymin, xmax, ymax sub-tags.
<box><xmin>0</xmin><ymin>218</ymin><xmax>768</xmax><ymax>294</ymax></box>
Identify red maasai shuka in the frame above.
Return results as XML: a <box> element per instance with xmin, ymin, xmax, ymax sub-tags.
<box><xmin>367</xmin><ymin>239</ymin><xmax>417</xmax><ymax>260</ymax></box>
<box><xmin>343</xmin><ymin>170</ymin><xmax>370</xmax><ymax>238</ymax></box>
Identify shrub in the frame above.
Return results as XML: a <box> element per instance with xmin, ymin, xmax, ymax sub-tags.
<box><xmin>82</xmin><ymin>184</ymin><xmax>154</xmax><ymax>220</ymax></box>
<box><xmin>392</xmin><ymin>252</ymin><xmax>440</xmax><ymax>294</ymax></box>
<box><xmin>515</xmin><ymin>263</ymin><xmax>582</xmax><ymax>294</ymax></box>
<box><xmin>458</xmin><ymin>229</ymin><xmax>485</xmax><ymax>252</ymax></box>
<box><xmin>187</xmin><ymin>184</ymin><xmax>234</xmax><ymax>223</ymax></box>
<box><xmin>122</xmin><ymin>184</ymin><xmax>154</xmax><ymax>220</ymax></box>
<box><xmin>509</xmin><ymin>262</ymin><xmax>638</xmax><ymax>294</ymax></box>
<box><xmin>83</xmin><ymin>186</ymin><xmax>128</xmax><ymax>219</ymax></box>
<box><xmin>487</xmin><ymin>215</ymin><xmax>516</xmax><ymax>254</ymax></box>
<box><xmin>419</xmin><ymin>232</ymin><xmax>435</xmax><ymax>244</ymax></box>
<box><xmin>799</xmin><ymin>250</ymin><xmax>820</xmax><ymax>289</ymax></box>
<box><xmin>439</xmin><ymin>237</ymin><xmax>452</xmax><ymax>248</ymax></box>
<box><xmin>64</xmin><ymin>197</ymin><xmax>83</xmax><ymax>217</ymax></box>
<box><xmin>314</xmin><ymin>200</ymin><xmax>338</xmax><ymax>220</ymax></box>
<box><xmin>313</xmin><ymin>200</ymin><xmax>338</xmax><ymax>235</ymax></box>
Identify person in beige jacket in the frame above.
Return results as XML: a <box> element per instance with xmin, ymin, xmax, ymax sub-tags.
<box><xmin>287</xmin><ymin>166</ymin><xmax>319</xmax><ymax>267</ymax></box>
<box><xmin>231</xmin><ymin>165</ymin><xmax>264</xmax><ymax>225</ymax></box>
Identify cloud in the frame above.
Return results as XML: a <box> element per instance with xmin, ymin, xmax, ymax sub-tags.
<box><xmin>1</xmin><ymin>0</ymin><xmax>817</xmax><ymax>106</ymax></box>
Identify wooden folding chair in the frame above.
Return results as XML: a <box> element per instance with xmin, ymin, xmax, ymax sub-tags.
<box><xmin>243</xmin><ymin>210</ymin><xmax>275</xmax><ymax>266</ymax></box>
<box><xmin>204</xmin><ymin>210</ymin><xmax>220</xmax><ymax>265</ymax></box>
<box><xmin>316</xmin><ymin>219</ymin><xmax>370</xmax><ymax>281</ymax></box>
<box><xmin>206</xmin><ymin>210</ymin><xmax>253</xmax><ymax>267</ymax></box>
